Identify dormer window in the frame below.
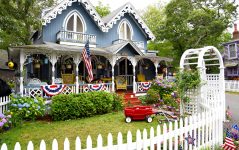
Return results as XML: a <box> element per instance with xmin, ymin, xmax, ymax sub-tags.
<box><xmin>65</xmin><ymin>11</ymin><xmax>85</xmax><ymax>33</ymax></box>
<box><xmin>118</xmin><ymin>20</ymin><xmax>133</xmax><ymax>40</ymax></box>
<box><xmin>228</xmin><ymin>43</ymin><xmax>237</xmax><ymax>59</ymax></box>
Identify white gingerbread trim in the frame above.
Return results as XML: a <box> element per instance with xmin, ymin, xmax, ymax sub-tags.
<box><xmin>42</xmin><ymin>0</ymin><xmax>155</xmax><ymax>40</ymax></box>
<box><xmin>105</xmin><ymin>3</ymin><xmax>155</xmax><ymax>40</ymax></box>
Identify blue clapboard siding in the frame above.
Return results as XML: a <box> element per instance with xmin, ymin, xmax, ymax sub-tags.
<box><xmin>42</xmin><ymin>2</ymin><xmax>148</xmax><ymax>49</ymax></box>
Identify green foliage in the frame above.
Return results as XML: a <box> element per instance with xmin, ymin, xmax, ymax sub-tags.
<box><xmin>0</xmin><ymin>113</ymin><xmax>12</xmax><ymax>132</ymax></box>
<box><xmin>95</xmin><ymin>1</ymin><xmax>110</xmax><ymax>17</ymax></box>
<box><xmin>112</xmin><ymin>93</ymin><xmax>123</xmax><ymax>111</ymax></box>
<box><xmin>51</xmin><ymin>91</ymin><xmax>123</xmax><ymax>121</ymax></box>
<box><xmin>8</xmin><ymin>94</ymin><xmax>45</xmax><ymax>124</ymax></box>
<box><xmin>145</xmin><ymin>89</ymin><xmax>160</xmax><ymax>104</ymax></box>
<box><xmin>176</xmin><ymin>69</ymin><xmax>201</xmax><ymax>103</ymax></box>
<box><xmin>143</xmin><ymin>0</ymin><xmax>237</xmax><ymax>66</ymax></box>
<box><xmin>0</xmin><ymin>0</ymin><xmax>55</xmax><ymax>49</ymax></box>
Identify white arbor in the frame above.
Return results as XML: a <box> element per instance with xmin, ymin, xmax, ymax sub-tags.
<box><xmin>180</xmin><ymin>46</ymin><xmax>225</xmax><ymax>119</ymax></box>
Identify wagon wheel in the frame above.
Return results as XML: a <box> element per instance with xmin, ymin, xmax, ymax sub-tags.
<box><xmin>146</xmin><ymin>116</ymin><xmax>153</xmax><ymax>123</ymax></box>
<box><xmin>125</xmin><ymin>117</ymin><xmax>132</xmax><ymax>123</ymax></box>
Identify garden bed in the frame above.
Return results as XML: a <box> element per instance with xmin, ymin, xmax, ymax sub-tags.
<box><xmin>0</xmin><ymin>111</ymin><xmax>161</xmax><ymax>149</ymax></box>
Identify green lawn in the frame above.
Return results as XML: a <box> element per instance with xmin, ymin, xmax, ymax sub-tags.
<box><xmin>0</xmin><ymin>112</ymin><xmax>162</xmax><ymax>149</ymax></box>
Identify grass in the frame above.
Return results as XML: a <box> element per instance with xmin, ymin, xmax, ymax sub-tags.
<box><xmin>0</xmin><ymin>112</ymin><xmax>162</xmax><ymax>149</ymax></box>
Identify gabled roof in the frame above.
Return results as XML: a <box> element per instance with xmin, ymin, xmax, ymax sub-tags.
<box><xmin>104</xmin><ymin>41</ymin><xmax>144</xmax><ymax>56</ymax></box>
<box><xmin>41</xmin><ymin>0</ymin><xmax>155</xmax><ymax>40</ymax></box>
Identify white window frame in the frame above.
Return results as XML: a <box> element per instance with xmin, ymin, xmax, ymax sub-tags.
<box><xmin>63</xmin><ymin>10</ymin><xmax>86</xmax><ymax>33</ymax></box>
<box><xmin>228</xmin><ymin>43</ymin><xmax>237</xmax><ymax>59</ymax></box>
<box><xmin>117</xmin><ymin>19</ymin><xmax>133</xmax><ymax>40</ymax></box>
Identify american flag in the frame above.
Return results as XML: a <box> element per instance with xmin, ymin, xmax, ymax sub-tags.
<box><xmin>82</xmin><ymin>41</ymin><xmax>93</xmax><ymax>82</ymax></box>
<box><xmin>222</xmin><ymin>137</ymin><xmax>236</xmax><ymax>150</ymax></box>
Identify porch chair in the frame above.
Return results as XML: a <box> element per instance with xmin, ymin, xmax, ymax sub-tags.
<box><xmin>137</xmin><ymin>74</ymin><xmax>146</xmax><ymax>82</ymax></box>
<box><xmin>115</xmin><ymin>76</ymin><xmax>127</xmax><ymax>90</ymax></box>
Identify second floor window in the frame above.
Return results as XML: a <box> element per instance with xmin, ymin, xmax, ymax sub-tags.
<box><xmin>228</xmin><ymin>44</ymin><xmax>237</xmax><ymax>59</ymax></box>
<box><xmin>66</xmin><ymin>12</ymin><xmax>84</xmax><ymax>33</ymax></box>
<box><xmin>119</xmin><ymin>20</ymin><xmax>132</xmax><ymax>40</ymax></box>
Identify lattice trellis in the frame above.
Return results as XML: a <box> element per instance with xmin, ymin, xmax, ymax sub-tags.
<box><xmin>180</xmin><ymin>46</ymin><xmax>225</xmax><ymax>115</ymax></box>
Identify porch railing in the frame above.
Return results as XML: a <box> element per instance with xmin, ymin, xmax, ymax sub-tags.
<box><xmin>56</xmin><ymin>30</ymin><xmax>96</xmax><ymax>45</ymax></box>
<box><xmin>112</xmin><ymin>39</ymin><xmax>144</xmax><ymax>49</ymax></box>
<box><xmin>23</xmin><ymin>83</ymin><xmax>112</xmax><ymax>98</ymax></box>
<box><xmin>225</xmin><ymin>80</ymin><xmax>239</xmax><ymax>92</ymax></box>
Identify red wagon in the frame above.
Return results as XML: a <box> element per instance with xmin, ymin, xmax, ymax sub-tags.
<box><xmin>124</xmin><ymin>106</ymin><xmax>155</xmax><ymax>123</ymax></box>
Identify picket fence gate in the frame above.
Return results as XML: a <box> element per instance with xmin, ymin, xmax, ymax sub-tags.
<box><xmin>1</xmin><ymin>110</ymin><xmax>223</xmax><ymax>150</ymax></box>
<box><xmin>0</xmin><ymin>96</ymin><xmax>10</xmax><ymax>114</ymax></box>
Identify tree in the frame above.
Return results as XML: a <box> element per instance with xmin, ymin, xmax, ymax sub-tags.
<box><xmin>157</xmin><ymin>0</ymin><xmax>237</xmax><ymax>65</ymax></box>
<box><xmin>95</xmin><ymin>1</ymin><xmax>110</xmax><ymax>17</ymax></box>
<box><xmin>142</xmin><ymin>4</ymin><xmax>175</xmax><ymax>64</ymax></box>
<box><xmin>0</xmin><ymin>0</ymin><xmax>55</xmax><ymax>50</ymax></box>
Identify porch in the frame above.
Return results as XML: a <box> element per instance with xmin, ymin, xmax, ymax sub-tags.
<box><xmin>9</xmin><ymin>42</ymin><xmax>172</xmax><ymax>97</ymax></box>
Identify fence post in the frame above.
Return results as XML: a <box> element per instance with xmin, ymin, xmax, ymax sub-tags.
<box><xmin>40</xmin><ymin>140</ymin><xmax>46</xmax><ymax>150</ymax></box>
<box><xmin>163</xmin><ymin>123</ymin><xmax>167</xmax><ymax>150</ymax></box>
<box><xmin>75</xmin><ymin>137</ymin><xmax>81</xmax><ymax>150</ymax></box>
<box><xmin>174</xmin><ymin>120</ymin><xmax>178</xmax><ymax>150</ymax></box>
<box><xmin>64</xmin><ymin>138</ymin><xmax>70</xmax><ymax>150</ymax></box>
<box><xmin>127</xmin><ymin>131</ymin><xmax>132</xmax><ymax>150</ymax></box>
<box><xmin>168</xmin><ymin>122</ymin><xmax>173</xmax><ymax>150</ymax></box>
<box><xmin>188</xmin><ymin>116</ymin><xmax>193</xmax><ymax>150</ymax></box>
<box><xmin>1</xmin><ymin>143</ymin><xmax>7</xmax><ymax>150</ymax></box>
<box><xmin>150</xmin><ymin>127</ymin><xmax>154</xmax><ymax>150</ymax></box>
<box><xmin>157</xmin><ymin>125</ymin><xmax>161</xmax><ymax>150</ymax></box>
<box><xmin>117</xmin><ymin>132</ymin><xmax>123</xmax><ymax>150</ymax></box>
<box><xmin>107</xmin><ymin>133</ymin><xmax>113</xmax><ymax>150</ymax></box>
<box><xmin>136</xmin><ymin>129</ymin><xmax>142</xmax><ymax>150</ymax></box>
<box><xmin>14</xmin><ymin>142</ymin><xmax>21</xmax><ymax>150</ymax></box>
<box><xmin>179</xmin><ymin>118</ymin><xmax>184</xmax><ymax>148</ymax></box>
<box><xmin>52</xmin><ymin>139</ymin><xmax>58</xmax><ymax>150</ymax></box>
<box><xmin>27</xmin><ymin>141</ymin><xmax>34</xmax><ymax>150</ymax></box>
<box><xmin>184</xmin><ymin>117</ymin><xmax>188</xmax><ymax>150</ymax></box>
<box><xmin>143</xmin><ymin>129</ymin><xmax>147</xmax><ymax>150</ymax></box>
<box><xmin>86</xmin><ymin>135</ymin><xmax>92</xmax><ymax>150</ymax></box>
<box><xmin>97</xmin><ymin>134</ymin><xmax>103</xmax><ymax>150</ymax></box>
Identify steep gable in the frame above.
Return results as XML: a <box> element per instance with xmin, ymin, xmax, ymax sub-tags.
<box><xmin>41</xmin><ymin>0</ymin><xmax>155</xmax><ymax>40</ymax></box>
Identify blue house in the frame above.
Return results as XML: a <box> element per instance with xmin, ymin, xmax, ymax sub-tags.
<box><xmin>223</xmin><ymin>24</ymin><xmax>239</xmax><ymax>79</ymax></box>
<box><xmin>9</xmin><ymin>0</ymin><xmax>171</xmax><ymax>97</ymax></box>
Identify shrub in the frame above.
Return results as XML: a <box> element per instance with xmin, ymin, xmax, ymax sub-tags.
<box><xmin>112</xmin><ymin>93</ymin><xmax>123</xmax><ymax>111</ymax></box>
<box><xmin>145</xmin><ymin>89</ymin><xmax>160</xmax><ymax>104</ymax></box>
<box><xmin>8</xmin><ymin>94</ymin><xmax>45</xmax><ymax>123</ymax></box>
<box><xmin>51</xmin><ymin>91</ymin><xmax>122</xmax><ymax>121</ymax></box>
<box><xmin>0</xmin><ymin>113</ymin><xmax>11</xmax><ymax>132</ymax></box>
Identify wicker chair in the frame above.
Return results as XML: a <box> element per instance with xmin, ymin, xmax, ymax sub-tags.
<box><xmin>137</xmin><ymin>74</ymin><xmax>146</xmax><ymax>82</ymax></box>
<box><xmin>115</xmin><ymin>76</ymin><xmax>127</xmax><ymax>90</ymax></box>
<box><xmin>61</xmin><ymin>74</ymin><xmax>75</xmax><ymax>84</ymax></box>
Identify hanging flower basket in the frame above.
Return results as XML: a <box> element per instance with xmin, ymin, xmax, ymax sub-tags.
<box><xmin>66</xmin><ymin>64</ymin><xmax>72</xmax><ymax>69</ymax></box>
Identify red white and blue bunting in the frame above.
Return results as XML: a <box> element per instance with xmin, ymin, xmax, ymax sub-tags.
<box><xmin>138</xmin><ymin>82</ymin><xmax>152</xmax><ymax>92</ymax></box>
<box><xmin>41</xmin><ymin>84</ymin><xmax>66</xmax><ymax>96</ymax></box>
<box><xmin>83</xmin><ymin>84</ymin><xmax>107</xmax><ymax>92</ymax></box>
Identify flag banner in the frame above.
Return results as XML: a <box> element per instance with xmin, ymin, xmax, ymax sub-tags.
<box><xmin>82</xmin><ymin>41</ymin><xmax>93</xmax><ymax>82</ymax></box>
<box><xmin>138</xmin><ymin>82</ymin><xmax>152</xmax><ymax>92</ymax></box>
<box><xmin>222</xmin><ymin>137</ymin><xmax>236</xmax><ymax>150</ymax></box>
<box><xmin>83</xmin><ymin>84</ymin><xmax>107</xmax><ymax>92</ymax></box>
<box><xmin>41</xmin><ymin>84</ymin><xmax>66</xmax><ymax>96</ymax></box>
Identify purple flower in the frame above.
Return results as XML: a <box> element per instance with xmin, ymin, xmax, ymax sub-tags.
<box><xmin>0</xmin><ymin>113</ymin><xmax>5</xmax><ymax>119</ymax></box>
<box><xmin>2</xmin><ymin>118</ymin><xmax>7</xmax><ymax>123</ymax></box>
<box><xmin>0</xmin><ymin>122</ymin><xmax>4</xmax><ymax>127</ymax></box>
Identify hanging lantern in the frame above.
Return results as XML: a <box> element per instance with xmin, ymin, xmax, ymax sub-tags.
<box><xmin>97</xmin><ymin>64</ymin><xmax>103</xmax><ymax>69</ymax></box>
<box><xmin>34</xmin><ymin>60</ymin><xmax>41</xmax><ymax>69</ymax></box>
<box><xmin>44</xmin><ymin>58</ymin><xmax>48</xmax><ymax>64</ymax></box>
<box><xmin>66</xmin><ymin>64</ymin><xmax>72</xmax><ymax>69</ymax></box>
<box><xmin>8</xmin><ymin>61</ymin><xmax>14</xmax><ymax>69</ymax></box>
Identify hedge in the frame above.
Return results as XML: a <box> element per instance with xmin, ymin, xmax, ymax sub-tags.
<box><xmin>51</xmin><ymin>91</ymin><xmax>123</xmax><ymax>121</ymax></box>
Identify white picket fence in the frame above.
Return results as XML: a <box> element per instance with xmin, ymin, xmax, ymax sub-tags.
<box><xmin>0</xmin><ymin>96</ymin><xmax>10</xmax><ymax>114</ymax></box>
<box><xmin>0</xmin><ymin>109</ymin><xmax>223</xmax><ymax>150</ymax></box>
<box><xmin>225</xmin><ymin>80</ymin><xmax>239</xmax><ymax>92</ymax></box>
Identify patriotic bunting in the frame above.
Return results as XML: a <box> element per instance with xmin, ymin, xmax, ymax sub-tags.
<box><xmin>41</xmin><ymin>84</ymin><xmax>66</xmax><ymax>96</ymax></box>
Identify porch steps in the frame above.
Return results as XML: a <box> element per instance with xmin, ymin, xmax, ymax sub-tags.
<box><xmin>123</xmin><ymin>92</ymin><xmax>142</xmax><ymax>106</ymax></box>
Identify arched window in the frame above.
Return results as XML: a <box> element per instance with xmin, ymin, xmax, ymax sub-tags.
<box><xmin>65</xmin><ymin>11</ymin><xmax>85</xmax><ymax>33</ymax></box>
<box><xmin>118</xmin><ymin>20</ymin><xmax>133</xmax><ymax>40</ymax></box>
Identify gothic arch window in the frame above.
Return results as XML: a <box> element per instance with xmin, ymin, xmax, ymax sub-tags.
<box><xmin>64</xmin><ymin>11</ymin><xmax>86</xmax><ymax>33</ymax></box>
<box><xmin>118</xmin><ymin>19</ymin><xmax>133</xmax><ymax>40</ymax></box>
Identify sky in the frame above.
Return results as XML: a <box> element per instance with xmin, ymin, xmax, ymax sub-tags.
<box><xmin>89</xmin><ymin>0</ymin><xmax>170</xmax><ymax>11</ymax></box>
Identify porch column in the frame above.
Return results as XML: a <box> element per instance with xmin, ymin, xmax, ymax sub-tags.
<box><xmin>131</xmin><ymin>58</ymin><xmax>137</xmax><ymax>94</ymax></box>
<box><xmin>109</xmin><ymin>56</ymin><xmax>116</xmax><ymax>92</ymax></box>
<box><xmin>19</xmin><ymin>50</ymin><xmax>25</xmax><ymax>96</ymax></box>
<box><xmin>74</xmin><ymin>54</ymin><xmax>81</xmax><ymax>94</ymax></box>
<box><xmin>154</xmin><ymin>61</ymin><xmax>159</xmax><ymax>78</ymax></box>
<box><xmin>48</xmin><ymin>53</ymin><xmax>57</xmax><ymax>84</ymax></box>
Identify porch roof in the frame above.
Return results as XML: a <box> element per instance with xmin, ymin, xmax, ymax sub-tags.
<box><xmin>135</xmin><ymin>55</ymin><xmax>173</xmax><ymax>62</ymax></box>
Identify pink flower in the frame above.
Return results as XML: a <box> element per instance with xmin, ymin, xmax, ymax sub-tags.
<box><xmin>0</xmin><ymin>122</ymin><xmax>4</xmax><ymax>127</ymax></box>
<box><xmin>2</xmin><ymin>118</ymin><xmax>7</xmax><ymax>123</ymax></box>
